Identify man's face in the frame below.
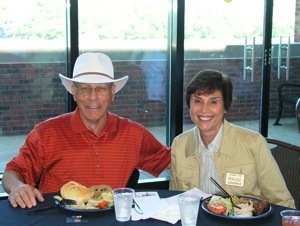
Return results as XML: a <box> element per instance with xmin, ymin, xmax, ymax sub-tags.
<box><xmin>71</xmin><ymin>82</ymin><xmax>116</xmax><ymax>128</ymax></box>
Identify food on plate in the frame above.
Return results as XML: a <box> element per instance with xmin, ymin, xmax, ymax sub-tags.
<box><xmin>58</xmin><ymin>181</ymin><xmax>114</xmax><ymax>210</ymax></box>
<box><xmin>206</xmin><ymin>195</ymin><xmax>270</xmax><ymax>217</ymax></box>
<box><xmin>208</xmin><ymin>195</ymin><xmax>234</xmax><ymax>215</ymax></box>
<box><xmin>89</xmin><ymin>184</ymin><xmax>112</xmax><ymax>198</ymax></box>
<box><xmin>98</xmin><ymin>200</ymin><xmax>109</xmax><ymax>209</ymax></box>
<box><xmin>233</xmin><ymin>203</ymin><xmax>254</xmax><ymax>216</ymax></box>
<box><xmin>60</xmin><ymin>181</ymin><xmax>94</xmax><ymax>204</ymax></box>
<box><xmin>252</xmin><ymin>200</ymin><xmax>270</xmax><ymax>216</ymax></box>
<box><xmin>207</xmin><ymin>202</ymin><xmax>227</xmax><ymax>214</ymax></box>
<box><xmin>85</xmin><ymin>190</ymin><xmax>114</xmax><ymax>209</ymax></box>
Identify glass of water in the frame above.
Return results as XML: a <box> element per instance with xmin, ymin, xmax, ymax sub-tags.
<box><xmin>112</xmin><ymin>188</ymin><xmax>135</xmax><ymax>222</ymax></box>
<box><xmin>178</xmin><ymin>193</ymin><xmax>201</xmax><ymax>226</ymax></box>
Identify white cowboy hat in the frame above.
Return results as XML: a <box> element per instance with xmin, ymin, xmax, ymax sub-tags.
<box><xmin>59</xmin><ymin>52</ymin><xmax>128</xmax><ymax>93</ymax></box>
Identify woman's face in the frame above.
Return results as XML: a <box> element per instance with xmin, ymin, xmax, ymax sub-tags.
<box><xmin>189</xmin><ymin>90</ymin><xmax>226</xmax><ymax>138</ymax></box>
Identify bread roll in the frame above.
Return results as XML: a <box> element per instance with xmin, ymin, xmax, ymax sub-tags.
<box><xmin>60</xmin><ymin>181</ymin><xmax>94</xmax><ymax>203</ymax></box>
<box><xmin>89</xmin><ymin>185</ymin><xmax>112</xmax><ymax>198</ymax></box>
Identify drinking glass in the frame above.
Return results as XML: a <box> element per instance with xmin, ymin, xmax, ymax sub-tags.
<box><xmin>112</xmin><ymin>188</ymin><xmax>135</xmax><ymax>222</ymax></box>
<box><xmin>178</xmin><ymin>193</ymin><xmax>201</xmax><ymax>226</ymax></box>
<box><xmin>280</xmin><ymin>210</ymin><xmax>300</xmax><ymax>226</ymax></box>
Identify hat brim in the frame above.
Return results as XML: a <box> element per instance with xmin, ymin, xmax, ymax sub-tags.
<box><xmin>59</xmin><ymin>74</ymin><xmax>129</xmax><ymax>94</ymax></box>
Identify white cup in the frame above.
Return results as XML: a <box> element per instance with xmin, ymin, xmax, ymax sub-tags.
<box><xmin>112</xmin><ymin>188</ymin><xmax>135</xmax><ymax>222</ymax></box>
<box><xmin>178</xmin><ymin>193</ymin><xmax>201</xmax><ymax>226</ymax></box>
<box><xmin>280</xmin><ymin>210</ymin><xmax>300</xmax><ymax>226</ymax></box>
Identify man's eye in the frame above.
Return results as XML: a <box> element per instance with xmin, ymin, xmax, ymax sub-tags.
<box><xmin>96</xmin><ymin>87</ymin><xmax>106</xmax><ymax>92</ymax></box>
<box><xmin>80</xmin><ymin>87</ymin><xmax>90</xmax><ymax>93</ymax></box>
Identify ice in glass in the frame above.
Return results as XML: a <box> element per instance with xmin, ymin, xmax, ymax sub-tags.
<box><xmin>178</xmin><ymin>193</ymin><xmax>201</xmax><ymax>226</ymax></box>
<box><xmin>112</xmin><ymin>188</ymin><xmax>135</xmax><ymax>222</ymax></box>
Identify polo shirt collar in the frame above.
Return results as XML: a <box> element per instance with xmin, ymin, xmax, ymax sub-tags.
<box><xmin>71</xmin><ymin>108</ymin><xmax>117</xmax><ymax>134</ymax></box>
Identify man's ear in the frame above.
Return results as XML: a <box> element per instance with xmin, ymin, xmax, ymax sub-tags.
<box><xmin>71</xmin><ymin>84</ymin><xmax>77</xmax><ymax>101</ymax></box>
<box><xmin>111</xmin><ymin>84</ymin><xmax>116</xmax><ymax>101</ymax></box>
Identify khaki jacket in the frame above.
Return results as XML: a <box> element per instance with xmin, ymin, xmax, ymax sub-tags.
<box><xmin>169</xmin><ymin>120</ymin><xmax>295</xmax><ymax>208</ymax></box>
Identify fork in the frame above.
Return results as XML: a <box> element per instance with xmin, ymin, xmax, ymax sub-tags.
<box><xmin>27</xmin><ymin>198</ymin><xmax>77</xmax><ymax>215</ymax></box>
<box><xmin>209</xmin><ymin>177</ymin><xmax>241</xmax><ymax>209</ymax></box>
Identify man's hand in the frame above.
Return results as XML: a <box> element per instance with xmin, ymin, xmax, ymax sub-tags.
<box><xmin>8</xmin><ymin>184</ymin><xmax>44</xmax><ymax>208</ymax></box>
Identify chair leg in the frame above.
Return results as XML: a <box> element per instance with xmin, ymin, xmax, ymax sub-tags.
<box><xmin>274</xmin><ymin>100</ymin><xmax>283</xmax><ymax>126</ymax></box>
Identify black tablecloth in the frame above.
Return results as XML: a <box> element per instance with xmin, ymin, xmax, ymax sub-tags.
<box><xmin>0</xmin><ymin>190</ymin><xmax>292</xmax><ymax>226</ymax></box>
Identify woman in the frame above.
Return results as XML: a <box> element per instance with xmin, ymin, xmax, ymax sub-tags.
<box><xmin>169</xmin><ymin>69</ymin><xmax>295</xmax><ymax>208</ymax></box>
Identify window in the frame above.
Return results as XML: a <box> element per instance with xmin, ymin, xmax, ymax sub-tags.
<box><xmin>1</xmin><ymin>0</ymin><xmax>299</xmax><ymax>185</ymax></box>
<box><xmin>0</xmin><ymin>0</ymin><xmax>68</xmax><ymax>172</ymax></box>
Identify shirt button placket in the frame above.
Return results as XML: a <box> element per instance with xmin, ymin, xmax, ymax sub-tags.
<box><xmin>94</xmin><ymin>139</ymin><xmax>101</xmax><ymax>176</ymax></box>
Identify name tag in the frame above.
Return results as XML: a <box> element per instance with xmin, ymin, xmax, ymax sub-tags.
<box><xmin>225</xmin><ymin>173</ymin><xmax>244</xmax><ymax>187</ymax></box>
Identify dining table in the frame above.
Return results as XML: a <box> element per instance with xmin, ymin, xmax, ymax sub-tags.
<box><xmin>0</xmin><ymin>189</ymin><xmax>294</xmax><ymax>226</ymax></box>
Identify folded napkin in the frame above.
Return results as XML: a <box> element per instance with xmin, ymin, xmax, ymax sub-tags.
<box><xmin>131</xmin><ymin>188</ymin><xmax>211</xmax><ymax>224</ymax></box>
<box><xmin>131</xmin><ymin>192</ymin><xmax>169</xmax><ymax>221</ymax></box>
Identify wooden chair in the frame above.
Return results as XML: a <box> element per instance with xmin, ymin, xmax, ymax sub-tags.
<box><xmin>126</xmin><ymin>168</ymin><xmax>140</xmax><ymax>189</ymax></box>
<box><xmin>266</xmin><ymin>138</ymin><xmax>300</xmax><ymax>209</ymax></box>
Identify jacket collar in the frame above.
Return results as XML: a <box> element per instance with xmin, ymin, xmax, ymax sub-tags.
<box><xmin>219</xmin><ymin>120</ymin><xmax>236</xmax><ymax>157</ymax></box>
<box><xmin>185</xmin><ymin>126</ymin><xmax>200</xmax><ymax>158</ymax></box>
<box><xmin>185</xmin><ymin>120</ymin><xmax>236</xmax><ymax>158</ymax></box>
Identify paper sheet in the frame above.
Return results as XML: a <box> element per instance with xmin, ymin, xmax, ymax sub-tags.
<box><xmin>131</xmin><ymin>188</ymin><xmax>212</xmax><ymax>224</ymax></box>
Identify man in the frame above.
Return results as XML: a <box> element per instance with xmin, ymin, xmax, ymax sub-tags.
<box><xmin>3</xmin><ymin>53</ymin><xmax>170</xmax><ymax>208</ymax></box>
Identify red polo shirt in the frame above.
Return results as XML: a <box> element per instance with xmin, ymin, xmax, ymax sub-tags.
<box><xmin>5</xmin><ymin>108</ymin><xmax>170</xmax><ymax>193</ymax></box>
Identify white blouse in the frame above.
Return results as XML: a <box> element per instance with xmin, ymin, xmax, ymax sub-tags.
<box><xmin>198</xmin><ymin>124</ymin><xmax>223</xmax><ymax>194</ymax></box>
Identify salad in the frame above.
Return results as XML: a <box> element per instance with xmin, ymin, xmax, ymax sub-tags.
<box><xmin>206</xmin><ymin>195</ymin><xmax>269</xmax><ymax>217</ymax></box>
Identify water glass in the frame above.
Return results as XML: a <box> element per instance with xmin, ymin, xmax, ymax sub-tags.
<box><xmin>178</xmin><ymin>193</ymin><xmax>201</xmax><ymax>226</ymax></box>
<box><xmin>112</xmin><ymin>188</ymin><xmax>135</xmax><ymax>222</ymax></box>
<box><xmin>281</xmin><ymin>210</ymin><xmax>300</xmax><ymax>226</ymax></box>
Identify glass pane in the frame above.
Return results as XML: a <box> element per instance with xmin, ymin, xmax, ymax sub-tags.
<box><xmin>0</xmin><ymin>0</ymin><xmax>68</xmax><ymax>177</ymax></box>
<box><xmin>269</xmin><ymin>0</ymin><xmax>300</xmax><ymax>145</ymax></box>
<box><xmin>78</xmin><ymin>0</ymin><xmax>169</xmax><ymax>181</ymax></box>
<box><xmin>184</xmin><ymin>0</ymin><xmax>265</xmax><ymax>133</ymax></box>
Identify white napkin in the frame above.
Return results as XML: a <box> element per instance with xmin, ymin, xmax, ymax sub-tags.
<box><xmin>131</xmin><ymin>188</ymin><xmax>212</xmax><ymax>224</ymax></box>
<box><xmin>131</xmin><ymin>192</ymin><xmax>169</xmax><ymax>221</ymax></box>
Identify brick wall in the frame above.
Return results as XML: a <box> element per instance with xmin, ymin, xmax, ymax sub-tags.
<box><xmin>0</xmin><ymin>54</ymin><xmax>299</xmax><ymax>136</ymax></box>
<box><xmin>0</xmin><ymin>62</ymin><xmax>66</xmax><ymax>135</ymax></box>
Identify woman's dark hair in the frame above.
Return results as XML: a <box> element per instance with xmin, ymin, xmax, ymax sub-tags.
<box><xmin>186</xmin><ymin>69</ymin><xmax>233</xmax><ymax>111</ymax></box>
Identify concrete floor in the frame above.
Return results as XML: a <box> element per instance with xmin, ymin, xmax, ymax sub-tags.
<box><xmin>1</xmin><ymin>117</ymin><xmax>299</xmax><ymax>195</ymax></box>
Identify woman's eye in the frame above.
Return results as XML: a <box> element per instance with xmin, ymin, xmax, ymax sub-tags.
<box><xmin>193</xmin><ymin>98</ymin><xmax>201</xmax><ymax>103</ymax></box>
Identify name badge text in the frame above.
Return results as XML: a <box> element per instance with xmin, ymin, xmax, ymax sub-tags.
<box><xmin>225</xmin><ymin>173</ymin><xmax>244</xmax><ymax>187</ymax></box>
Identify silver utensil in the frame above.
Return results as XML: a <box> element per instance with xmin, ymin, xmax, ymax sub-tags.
<box><xmin>133</xmin><ymin>200</ymin><xmax>143</xmax><ymax>214</ymax></box>
<box><xmin>209</xmin><ymin>177</ymin><xmax>241</xmax><ymax>209</ymax></box>
<box><xmin>27</xmin><ymin>198</ymin><xmax>77</xmax><ymax>215</ymax></box>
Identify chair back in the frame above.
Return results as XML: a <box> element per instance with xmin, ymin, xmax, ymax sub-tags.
<box><xmin>126</xmin><ymin>168</ymin><xmax>140</xmax><ymax>189</ymax></box>
<box><xmin>266</xmin><ymin>138</ymin><xmax>300</xmax><ymax>209</ymax></box>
